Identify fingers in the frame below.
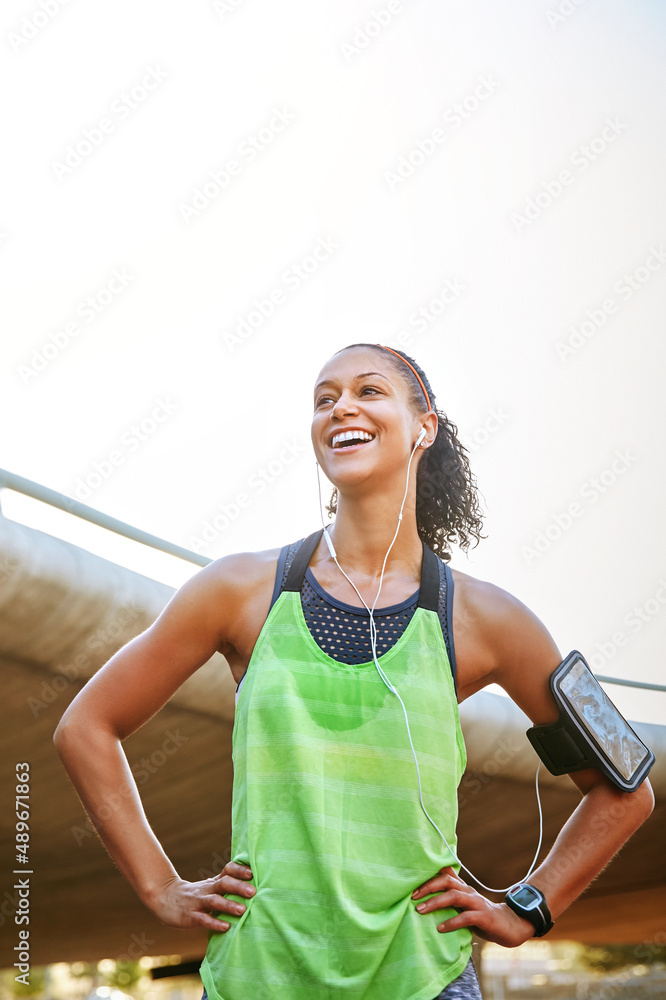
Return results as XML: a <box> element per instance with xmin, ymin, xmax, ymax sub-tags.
<box><xmin>416</xmin><ymin>888</ymin><xmax>487</xmax><ymax>935</ymax></box>
<box><xmin>202</xmin><ymin>863</ymin><xmax>256</xmax><ymax>929</ymax></box>
<box><xmin>183</xmin><ymin>885</ymin><xmax>252</xmax><ymax>934</ymax></box>
<box><xmin>190</xmin><ymin>910</ymin><xmax>232</xmax><ymax>933</ymax></box>
<box><xmin>435</xmin><ymin>900</ymin><xmax>533</xmax><ymax>946</ymax></box>
<box><xmin>435</xmin><ymin>909</ymin><xmax>482</xmax><ymax>934</ymax></box>
<box><xmin>180</xmin><ymin>866</ymin><xmax>257</xmax><ymax>933</ymax></box>
<box><xmin>222</xmin><ymin>862</ymin><xmax>254</xmax><ymax>880</ymax></box>
<box><xmin>412</xmin><ymin>866</ymin><xmax>468</xmax><ymax>899</ymax></box>
<box><xmin>153</xmin><ymin>870</ymin><xmax>258</xmax><ymax>935</ymax></box>
<box><xmin>157</xmin><ymin>890</ymin><xmax>235</xmax><ymax>935</ymax></box>
<box><xmin>412</xmin><ymin>870</ymin><xmax>489</xmax><ymax>937</ymax></box>
<box><xmin>205</xmin><ymin>889</ymin><xmax>252</xmax><ymax>915</ymax></box>
<box><xmin>213</xmin><ymin>874</ymin><xmax>257</xmax><ymax>899</ymax></box>
<box><xmin>197</xmin><ymin>891</ymin><xmax>248</xmax><ymax>927</ymax></box>
<box><xmin>414</xmin><ymin>887</ymin><xmax>473</xmax><ymax>915</ymax></box>
<box><xmin>412</xmin><ymin>882</ymin><xmax>510</xmax><ymax>941</ymax></box>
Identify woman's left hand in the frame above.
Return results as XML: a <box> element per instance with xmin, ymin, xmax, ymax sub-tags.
<box><xmin>411</xmin><ymin>866</ymin><xmax>535</xmax><ymax>948</ymax></box>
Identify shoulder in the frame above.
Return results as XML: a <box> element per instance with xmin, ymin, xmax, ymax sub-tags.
<box><xmin>206</xmin><ymin>544</ymin><xmax>284</xmax><ymax>614</ymax></box>
<box><xmin>208</xmin><ymin>545</ymin><xmax>284</xmax><ymax>589</ymax></box>
<box><xmin>181</xmin><ymin>544</ymin><xmax>283</xmax><ymax>601</ymax></box>
<box><xmin>450</xmin><ymin>566</ymin><xmax>550</xmax><ymax>649</ymax></box>
<box><xmin>164</xmin><ymin>544</ymin><xmax>284</xmax><ymax>656</ymax></box>
<box><xmin>450</xmin><ymin>566</ymin><xmax>562</xmax><ymax>723</ymax></box>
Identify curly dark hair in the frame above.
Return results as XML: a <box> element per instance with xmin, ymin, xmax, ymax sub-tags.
<box><xmin>323</xmin><ymin>343</ymin><xmax>486</xmax><ymax>562</ymax></box>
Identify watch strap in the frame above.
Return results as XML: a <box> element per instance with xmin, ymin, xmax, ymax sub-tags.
<box><xmin>504</xmin><ymin>884</ymin><xmax>554</xmax><ymax>938</ymax></box>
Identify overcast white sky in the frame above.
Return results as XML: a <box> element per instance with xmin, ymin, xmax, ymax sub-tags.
<box><xmin>1</xmin><ymin>0</ymin><xmax>665</xmax><ymax>723</ymax></box>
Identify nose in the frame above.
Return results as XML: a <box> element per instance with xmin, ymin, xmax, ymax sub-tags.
<box><xmin>331</xmin><ymin>388</ymin><xmax>359</xmax><ymax>419</ymax></box>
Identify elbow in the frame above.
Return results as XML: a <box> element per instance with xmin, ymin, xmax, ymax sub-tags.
<box><xmin>616</xmin><ymin>778</ymin><xmax>655</xmax><ymax>832</ymax></box>
<box><xmin>53</xmin><ymin>704</ymin><xmax>119</xmax><ymax>762</ymax></box>
<box><xmin>53</xmin><ymin>716</ymin><xmax>72</xmax><ymax>757</ymax></box>
<box><xmin>584</xmin><ymin>773</ymin><xmax>656</xmax><ymax>835</ymax></box>
<box><xmin>53</xmin><ymin>706</ymin><xmax>85</xmax><ymax>759</ymax></box>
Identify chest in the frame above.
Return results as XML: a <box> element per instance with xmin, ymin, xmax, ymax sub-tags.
<box><xmin>229</xmin><ymin>556</ymin><xmax>458</xmax><ymax>687</ymax></box>
<box><xmin>226</xmin><ymin>562</ymin><xmax>491</xmax><ymax>702</ymax></box>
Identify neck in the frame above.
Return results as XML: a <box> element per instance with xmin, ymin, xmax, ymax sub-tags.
<box><xmin>322</xmin><ymin>482</ymin><xmax>423</xmax><ymax>581</ymax></box>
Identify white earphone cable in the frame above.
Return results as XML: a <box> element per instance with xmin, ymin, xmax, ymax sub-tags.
<box><xmin>315</xmin><ymin>440</ymin><xmax>544</xmax><ymax>894</ymax></box>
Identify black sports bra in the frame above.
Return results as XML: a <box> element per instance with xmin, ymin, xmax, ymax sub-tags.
<box><xmin>235</xmin><ymin>533</ymin><xmax>458</xmax><ymax>698</ymax></box>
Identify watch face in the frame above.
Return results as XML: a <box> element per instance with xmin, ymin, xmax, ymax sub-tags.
<box><xmin>510</xmin><ymin>885</ymin><xmax>540</xmax><ymax>910</ymax></box>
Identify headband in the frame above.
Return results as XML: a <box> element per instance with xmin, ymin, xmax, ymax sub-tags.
<box><xmin>377</xmin><ymin>345</ymin><xmax>432</xmax><ymax>411</ymax></box>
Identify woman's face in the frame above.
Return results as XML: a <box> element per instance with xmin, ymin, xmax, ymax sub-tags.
<box><xmin>311</xmin><ymin>347</ymin><xmax>423</xmax><ymax>490</ymax></box>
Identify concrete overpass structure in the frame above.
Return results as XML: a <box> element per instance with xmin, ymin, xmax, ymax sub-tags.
<box><xmin>0</xmin><ymin>484</ymin><xmax>664</xmax><ymax>967</ymax></box>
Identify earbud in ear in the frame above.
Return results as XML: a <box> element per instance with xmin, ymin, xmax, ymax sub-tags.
<box><xmin>416</xmin><ymin>427</ymin><xmax>427</xmax><ymax>447</ymax></box>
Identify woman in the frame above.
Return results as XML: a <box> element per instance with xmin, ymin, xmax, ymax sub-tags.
<box><xmin>54</xmin><ymin>343</ymin><xmax>654</xmax><ymax>1000</ymax></box>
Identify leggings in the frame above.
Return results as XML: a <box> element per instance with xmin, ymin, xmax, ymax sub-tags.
<box><xmin>200</xmin><ymin>955</ymin><xmax>482</xmax><ymax>999</ymax></box>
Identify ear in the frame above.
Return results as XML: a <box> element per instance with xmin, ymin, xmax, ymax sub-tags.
<box><xmin>420</xmin><ymin>410</ymin><xmax>439</xmax><ymax>448</ymax></box>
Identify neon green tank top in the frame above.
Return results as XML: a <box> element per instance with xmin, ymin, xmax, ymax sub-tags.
<box><xmin>200</xmin><ymin>530</ymin><xmax>472</xmax><ymax>1000</ymax></box>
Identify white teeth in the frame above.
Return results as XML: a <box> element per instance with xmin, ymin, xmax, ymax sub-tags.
<box><xmin>331</xmin><ymin>430</ymin><xmax>375</xmax><ymax>448</ymax></box>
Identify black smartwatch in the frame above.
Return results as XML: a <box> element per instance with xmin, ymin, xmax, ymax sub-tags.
<box><xmin>504</xmin><ymin>883</ymin><xmax>554</xmax><ymax>938</ymax></box>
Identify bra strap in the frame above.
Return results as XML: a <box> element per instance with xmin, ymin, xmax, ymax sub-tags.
<box><xmin>283</xmin><ymin>529</ymin><xmax>324</xmax><ymax>592</ymax></box>
<box><xmin>419</xmin><ymin>544</ymin><xmax>440</xmax><ymax>612</ymax></box>
<box><xmin>284</xmin><ymin>526</ymin><xmax>440</xmax><ymax>613</ymax></box>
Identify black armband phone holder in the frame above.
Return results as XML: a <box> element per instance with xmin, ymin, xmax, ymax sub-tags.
<box><xmin>526</xmin><ymin>650</ymin><xmax>655</xmax><ymax>793</ymax></box>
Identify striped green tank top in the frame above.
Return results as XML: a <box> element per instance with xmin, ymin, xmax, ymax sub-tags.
<box><xmin>200</xmin><ymin>529</ymin><xmax>472</xmax><ymax>1000</ymax></box>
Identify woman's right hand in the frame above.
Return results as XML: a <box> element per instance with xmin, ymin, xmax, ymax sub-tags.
<box><xmin>147</xmin><ymin>862</ymin><xmax>256</xmax><ymax>933</ymax></box>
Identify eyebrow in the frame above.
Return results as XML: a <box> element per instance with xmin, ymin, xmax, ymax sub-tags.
<box><xmin>314</xmin><ymin>371</ymin><xmax>391</xmax><ymax>393</ymax></box>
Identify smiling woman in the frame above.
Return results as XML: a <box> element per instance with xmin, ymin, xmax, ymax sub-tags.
<box><xmin>53</xmin><ymin>342</ymin><xmax>654</xmax><ymax>1000</ymax></box>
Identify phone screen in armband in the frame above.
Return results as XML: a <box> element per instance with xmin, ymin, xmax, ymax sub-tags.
<box><xmin>527</xmin><ymin>651</ymin><xmax>655</xmax><ymax>792</ymax></box>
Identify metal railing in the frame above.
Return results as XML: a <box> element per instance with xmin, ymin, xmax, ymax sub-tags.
<box><xmin>1</xmin><ymin>467</ymin><xmax>664</xmax><ymax>693</ymax></box>
<box><xmin>594</xmin><ymin>675</ymin><xmax>666</xmax><ymax>693</ymax></box>
<box><xmin>0</xmin><ymin>467</ymin><xmax>210</xmax><ymax>568</ymax></box>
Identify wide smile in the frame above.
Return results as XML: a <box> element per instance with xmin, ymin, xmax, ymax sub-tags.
<box><xmin>328</xmin><ymin>429</ymin><xmax>376</xmax><ymax>454</ymax></box>
<box><xmin>329</xmin><ymin>438</ymin><xmax>375</xmax><ymax>454</ymax></box>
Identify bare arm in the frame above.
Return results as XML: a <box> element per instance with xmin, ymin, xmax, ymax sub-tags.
<box><xmin>53</xmin><ymin>553</ymin><xmax>258</xmax><ymax>933</ymax></box>
<box><xmin>412</xmin><ymin>581</ymin><xmax>655</xmax><ymax>945</ymax></box>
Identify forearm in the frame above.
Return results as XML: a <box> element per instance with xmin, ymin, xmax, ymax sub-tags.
<box><xmin>54</xmin><ymin>718</ymin><xmax>179</xmax><ymax>909</ymax></box>
<box><xmin>413</xmin><ymin>777</ymin><xmax>653</xmax><ymax>948</ymax></box>
<box><xmin>526</xmin><ymin>778</ymin><xmax>654</xmax><ymax>919</ymax></box>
